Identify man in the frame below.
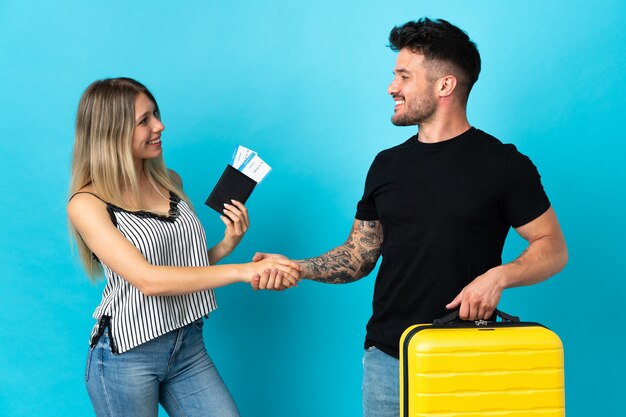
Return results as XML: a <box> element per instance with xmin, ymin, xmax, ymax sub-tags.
<box><xmin>254</xmin><ymin>18</ymin><xmax>568</xmax><ymax>417</ymax></box>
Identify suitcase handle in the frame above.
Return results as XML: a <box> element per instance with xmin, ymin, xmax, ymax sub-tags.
<box><xmin>433</xmin><ymin>309</ymin><xmax>520</xmax><ymax>325</ymax></box>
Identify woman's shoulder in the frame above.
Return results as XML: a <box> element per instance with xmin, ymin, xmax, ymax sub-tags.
<box><xmin>69</xmin><ymin>184</ymin><xmax>101</xmax><ymax>202</ymax></box>
<box><xmin>67</xmin><ymin>187</ymin><xmax>120</xmax><ymax>233</ymax></box>
<box><xmin>68</xmin><ymin>185</ymin><xmax>108</xmax><ymax>211</ymax></box>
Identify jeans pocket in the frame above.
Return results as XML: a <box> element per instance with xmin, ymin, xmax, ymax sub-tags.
<box><xmin>192</xmin><ymin>318</ymin><xmax>205</xmax><ymax>330</ymax></box>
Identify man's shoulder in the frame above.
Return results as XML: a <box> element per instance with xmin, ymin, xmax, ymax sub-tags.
<box><xmin>473</xmin><ymin>127</ymin><xmax>504</xmax><ymax>146</ymax></box>
<box><xmin>471</xmin><ymin>128</ymin><xmax>518</xmax><ymax>155</ymax></box>
<box><xmin>374</xmin><ymin>136</ymin><xmax>417</xmax><ymax>159</ymax></box>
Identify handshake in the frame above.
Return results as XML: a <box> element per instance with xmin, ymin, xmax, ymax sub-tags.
<box><xmin>247</xmin><ymin>252</ymin><xmax>303</xmax><ymax>291</ymax></box>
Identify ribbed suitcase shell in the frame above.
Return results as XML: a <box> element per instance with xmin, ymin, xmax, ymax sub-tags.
<box><xmin>400</xmin><ymin>322</ymin><xmax>565</xmax><ymax>417</ymax></box>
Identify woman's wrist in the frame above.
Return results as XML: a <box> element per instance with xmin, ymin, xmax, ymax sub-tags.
<box><xmin>237</xmin><ymin>263</ymin><xmax>256</xmax><ymax>283</ymax></box>
<box><xmin>219</xmin><ymin>239</ymin><xmax>238</xmax><ymax>256</ymax></box>
<box><xmin>208</xmin><ymin>241</ymin><xmax>234</xmax><ymax>264</ymax></box>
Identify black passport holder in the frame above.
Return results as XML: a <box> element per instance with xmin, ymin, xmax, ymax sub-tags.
<box><xmin>205</xmin><ymin>165</ymin><xmax>258</xmax><ymax>214</ymax></box>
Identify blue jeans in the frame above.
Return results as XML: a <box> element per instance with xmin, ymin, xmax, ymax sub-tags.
<box><xmin>362</xmin><ymin>346</ymin><xmax>399</xmax><ymax>417</ymax></box>
<box><xmin>85</xmin><ymin>319</ymin><xmax>240</xmax><ymax>417</ymax></box>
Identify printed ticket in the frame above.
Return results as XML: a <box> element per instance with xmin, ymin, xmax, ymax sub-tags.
<box><xmin>230</xmin><ymin>145</ymin><xmax>271</xmax><ymax>183</ymax></box>
<box><xmin>231</xmin><ymin>145</ymin><xmax>256</xmax><ymax>169</ymax></box>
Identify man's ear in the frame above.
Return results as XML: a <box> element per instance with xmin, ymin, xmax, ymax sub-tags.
<box><xmin>437</xmin><ymin>75</ymin><xmax>457</xmax><ymax>98</ymax></box>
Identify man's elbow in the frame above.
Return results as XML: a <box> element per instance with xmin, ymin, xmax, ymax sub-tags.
<box><xmin>552</xmin><ymin>238</ymin><xmax>568</xmax><ymax>274</ymax></box>
<box><xmin>356</xmin><ymin>260</ymin><xmax>378</xmax><ymax>280</ymax></box>
<box><xmin>557</xmin><ymin>244</ymin><xmax>569</xmax><ymax>272</ymax></box>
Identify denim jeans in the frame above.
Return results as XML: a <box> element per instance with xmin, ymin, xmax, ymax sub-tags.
<box><xmin>85</xmin><ymin>319</ymin><xmax>240</xmax><ymax>417</ymax></box>
<box><xmin>362</xmin><ymin>346</ymin><xmax>399</xmax><ymax>417</ymax></box>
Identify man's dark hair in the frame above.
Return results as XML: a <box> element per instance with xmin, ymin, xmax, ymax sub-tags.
<box><xmin>389</xmin><ymin>18</ymin><xmax>481</xmax><ymax>100</ymax></box>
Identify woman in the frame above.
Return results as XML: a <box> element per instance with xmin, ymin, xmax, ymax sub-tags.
<box><xmin>68</xmin><ymin>77</ymin><xmax>300</xmax><ymax>417</ymax></box>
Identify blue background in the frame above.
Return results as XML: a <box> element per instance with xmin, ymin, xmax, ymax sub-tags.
<box><xmin>1</xmin><ymin>1</ymin><xmax>625</xmax><ymax>416</ymax></box>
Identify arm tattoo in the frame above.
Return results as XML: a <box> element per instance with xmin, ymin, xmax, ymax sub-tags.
<box><xmin>301</xmin><ymin>220</ymin><xmax>383</xmax><ymax>284</ymax></box>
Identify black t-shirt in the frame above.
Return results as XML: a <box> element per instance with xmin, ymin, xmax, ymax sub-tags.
<box><xmin>355</xmin><ymin>127</ymin><xmax>550</xmax><ymax>358</ymax></box>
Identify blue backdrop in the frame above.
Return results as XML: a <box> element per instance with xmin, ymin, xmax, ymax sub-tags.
<box><xmin>1</xmin><ymin>1</ymin><xmax>624</xmax><ymax>416</ymax></box>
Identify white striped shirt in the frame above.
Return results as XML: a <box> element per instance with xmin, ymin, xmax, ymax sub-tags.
<box><xmin>83</xmin><ymin>192</ymin><xmax>217</xmax><ymax>354</ymax></box>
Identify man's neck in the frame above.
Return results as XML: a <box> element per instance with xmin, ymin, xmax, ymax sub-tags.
<box><xmin>416</xmin><ymin>113</ymin><xmax>471</xmax><ymax>144</ymax></box>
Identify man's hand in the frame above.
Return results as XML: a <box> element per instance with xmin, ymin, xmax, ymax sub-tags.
<box><xmin>251</xmin><ymin>219</ymin><xmax>383</xmax><ymax>286</ymax></box>
<box><xmin>252</xmin><ymin>252</ymin><xmax>288</xmax><ymax>263</ymax></box>
<box><xmin>446</xmin><ymin>267</ymin><xmax>505</xmax><ymax>320</ymax></box>
<box><xmin>251</xmin><ymin>253</ymin><xmax>302</xmax><ymax>291</ymax></box>
<box><xmin>446</xmin><ymin>207</ymin><xmax>567</xmax><ymax>321</ymax></box>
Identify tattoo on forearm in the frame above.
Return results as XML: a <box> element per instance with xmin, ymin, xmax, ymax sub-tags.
<box><xmin>302</xmin><ymin>220</ymin><xmax>383</xmax><ymax>284</ymax></box>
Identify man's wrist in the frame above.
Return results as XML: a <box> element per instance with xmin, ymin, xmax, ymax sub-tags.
<box><xmin>493</xmin><ymin>264</ymin><xmax>512</xmax><ymax>290</ymax></box>
<box><xmin>297</xmin><ymin>260</ymin><xmax>311</xmax><ymax>280</ymax></box>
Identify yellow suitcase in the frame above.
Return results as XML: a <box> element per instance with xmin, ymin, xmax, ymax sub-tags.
<box><xmin>400</xmin><ymin>310</ymin><xmax>565</xmax><ymax>417</ymax></box>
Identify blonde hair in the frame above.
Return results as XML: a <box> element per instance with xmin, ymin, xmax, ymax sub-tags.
<box><xmin>69</xmin><ymin>77</ymin><xmax>190</xmax><ymax>278</ymax></box>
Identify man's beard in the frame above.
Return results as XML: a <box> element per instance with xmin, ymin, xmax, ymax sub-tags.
<box><xmin>391</xmin><ymin>96</ymin><xmax>437</xmax><ymax>126</ymax></box>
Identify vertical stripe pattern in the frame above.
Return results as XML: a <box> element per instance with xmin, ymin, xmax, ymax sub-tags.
<box><xmin>89</xmin><ymin>193</ymin><xmax>217</xmax><ymax>353</ymax></box>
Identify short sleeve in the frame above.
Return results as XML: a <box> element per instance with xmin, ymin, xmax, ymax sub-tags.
<box><xmin>502</xmin><ymin>147</ymin><xmax>551</xmax><ymax>228</ymax></box>
<box><xmin>355</xmin><ymin>156</ymin><xmax>380</xmax><ymax>220</ymax></box>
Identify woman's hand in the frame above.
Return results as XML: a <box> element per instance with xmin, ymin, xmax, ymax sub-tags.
<box><xmin>244</xmin><ymin>257</ymin><xmax>302</xmax><ymax>288</ymax></box>
<box><xmin>250</xmin><ymin>252</ymin><xmax>300</xmax><ymax>290</ymax></box>
<box><xmin>221</xmin><ymin>200</ymin><xmax>250</xmax><ymax>252</ymax></box>
<box><xmin>251</xmin><ymin>269</ymin><xmax>289</xmax><ymax>291</ymax></box>
<box><xmin>208</xmin><ymin>200</ymin><xmax>250</xmax><ymax>264</ymax></box>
